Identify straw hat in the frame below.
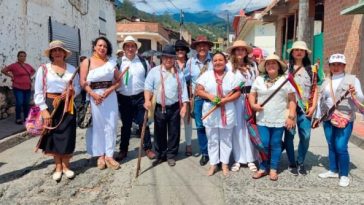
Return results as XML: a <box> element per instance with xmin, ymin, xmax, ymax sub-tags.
<box><xmin>116</xmin><ymin>49</ymin><xmax>124</xmax><ymax>55</ymax></box>
<box><xmin>43</xmin><ymin>40</ymin><xmax>72</xmax><ymax>58</ymax></box>
<box><xmin>121</xmin><ymin>35</ymin><xmax>141</xmax><ymax>50</ymax></box>
<box><xmin>226</xmin><ymin>40</ymin><xmax>253</xmax><ymax>54</ymax></box>
<box><xmin>287</xmin><ymin>41</ymin><xmax>312</xmax><ymax>54</ymax></box>
<box><xmin>258</xmin><ymin>54</ymin><xmax>287</xmax><ymax>74</ymax></box>
<box><xmin>191</xmin><ymin>35</ymin><xmax>213</xmax><ymax>49</ymax></box>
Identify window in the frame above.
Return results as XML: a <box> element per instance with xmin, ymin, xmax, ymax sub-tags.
<box><xmin>48</xmin><ymin>17</ymin><xmax>80</xmax><ymax>67</ymax></box>
<box><xmin>99</xmin><ymin>10</ymin><xmax>106</xmax><ymax>36</ymax></box>
<box><xmin>138</xmin><ymin>39</ymin><xmax>151</xmax><ymax>54</ymax></box>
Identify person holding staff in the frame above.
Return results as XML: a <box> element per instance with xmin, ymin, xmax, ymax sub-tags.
<box><xmin>249</xmin><ymin>54</ymin><xmax>296</xmax><ymax>181</ymax></box>
<box><xmin>313</xmin><ymin>53</ymin><xmax>364</xmax><ymax>187</ymax></box>
<box><xmin>196</xmin><ymin>52</ymin><xmax>241</xmax><ymax>176</ymax></box>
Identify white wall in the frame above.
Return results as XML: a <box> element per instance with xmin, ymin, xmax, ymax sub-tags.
<box><xmin>242</xmin><ymin>22</ymin><xmax>276</xmax><ymax>56</ymax></box>
<box><xmin>0</xmin><ymin>0</ymin><xmax>117</xmax><ymax>87</ymax></box>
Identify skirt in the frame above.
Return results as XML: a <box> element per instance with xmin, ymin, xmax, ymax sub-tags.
<box><xmin>38</xmin><ymin>96</ymin><xmax>76</xmax><ymax>155</ymax></box>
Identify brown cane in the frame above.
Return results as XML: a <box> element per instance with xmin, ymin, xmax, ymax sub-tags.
<box><xmin>136</xmin><ymin>110</ymin><xmax>149</xmax><ymax>178</ymax></box>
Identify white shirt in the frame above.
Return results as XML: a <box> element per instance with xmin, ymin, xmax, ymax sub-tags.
<box><xmin>117</xmin><ymin>55</ymin><xmax>150</xmax><ymax>96</ymax></box>
<box><xmin>196</xmin><ymin>70</ymin><xmax>240</xmax><ymax>129</ymax></box>
<box><xmin>34</xmin><ymin>63</ymin><xmax>81</xmax><ymax>110</ymax></box>
<box><xmin>251</xmin><ymin>75</ymin><xmax>294</xmax><ymax>127</ymax></box>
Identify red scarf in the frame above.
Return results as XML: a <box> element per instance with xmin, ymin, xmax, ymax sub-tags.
<box><xmin>214</xmin><ymin>70</ymin><xmax>227</xmax><ymax>127</ymax></box>
<box><xmin>160</xmin><ymin>66</ymin><xmax>182</xmax><ymax>113</ymax></box>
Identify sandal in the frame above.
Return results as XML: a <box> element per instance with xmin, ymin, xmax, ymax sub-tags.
<box><xmin>105</xmin><ymin>158</ymin><xmax>120</xmax><ymax>170</ymax></box>
<box><xmin>248</xmin><ymin>162</ymin><xmax>257</xmax><ymax>172</ymax></box>
<box><xmin>252</xmin><ymin>171</ymin><xmax>268</xmax><ymax>179</ymax></box>
<box><xmin>231</xmin><ymin>162</ymin><xmax>241</xmax><ymax>172</ymax></box>
<box><xmin>222</xmin><ymin>164</ymin><xmax>229</xmax><ymax>176</ymax></box>
<box><xmin>97</xmin><ymin>157</ymin><xmax>106</xmax><ymax>170</ymax></box>
<box><xmin>269</xmin><ymin>170</ymin><xmax>278</xmax><ymax>181</ymax></box>
<box><xmin>207</xmin><ymin>165</ymin><xmax>217</xmax><ymax>176</ymax></box>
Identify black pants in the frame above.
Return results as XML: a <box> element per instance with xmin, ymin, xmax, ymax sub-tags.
<box><xmin>154</xmin><ymin>103</ymin><xmax>181</xmax><ymax>159</ymax></box>
<box><xmin>117</xmin><ymin>92</ymin><xmax>152</xmax><ymax>151</ymax></box>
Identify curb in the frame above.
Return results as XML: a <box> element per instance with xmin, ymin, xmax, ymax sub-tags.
<box><xmin>0</xmin><ymin>131</ymin><xmax>31</xmax><ymax>153</ymax></box>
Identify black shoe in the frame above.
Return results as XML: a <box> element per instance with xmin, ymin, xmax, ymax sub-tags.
<box><xmin>297</xmin><ymin>162</ymin><xmax>307</xmax><ymax>175</ymax></box>
<box><xmin>288</xmin><ymin>164</ymin><xmax>298</xmax><ymax>176</ymax></box>
<box><xmin>199</xmin><ymin>155</ymin><xmax>209</xmax><ymax>166</ymax></box>
<box><xmin>167</xmin><ymin>159</ymin><xmax>176</xmax><ymax>167</ymax></box>
<box><xmin>152</xmin><ymin>158</ymin><xmax>166</xmax><ymax>167</ymax></box>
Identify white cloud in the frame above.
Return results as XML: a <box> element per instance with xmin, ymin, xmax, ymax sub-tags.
<box><xmin>219</xmin><ymin>0</ymin><xmax>272</xmax><ymax>13</ymax></box>
<box><xmin>131</xmin><ymin>0</ymin><xmax>203</xmax><ymax>14</ymax></box>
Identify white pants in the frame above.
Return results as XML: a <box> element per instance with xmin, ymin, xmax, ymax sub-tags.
<box><xmin>183</xmin><ymin>114</ymin><xmax>192</xmax><ymax>146</ymax></box>
<box><xmin>206</xmin><ymin>127</ymin><xmax>233</xmax><ymax>165</ymax></box>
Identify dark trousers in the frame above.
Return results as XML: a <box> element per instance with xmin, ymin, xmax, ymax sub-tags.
<box><xmin>13</xmin><ymin>88</ymin><xmax>31</xmax><ymax>121</ymax></box>
<box><xmin>117</xmin><ymin>92</ymin><xmax>152</xmax><ymax>151</ymax></box>
<box><xmin>154</xmin><ymin>103</ymin><xmax>181</xmax><ymax>160</ymax></box>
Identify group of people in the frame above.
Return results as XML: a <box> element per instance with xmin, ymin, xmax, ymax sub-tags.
<box><xmin>2</xmin><ymin>34</ymin><xmax>363</xmax><ymax>188</ymax></box>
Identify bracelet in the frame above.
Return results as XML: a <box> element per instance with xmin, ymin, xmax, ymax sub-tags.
<box><xmin>288</xmin><ymin>115</ymin><xmax>295</xmax><ymax>120</ymax></box>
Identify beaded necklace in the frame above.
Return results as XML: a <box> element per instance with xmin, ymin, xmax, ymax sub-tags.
<box><xmin>264</xmin><ymin>74</ymin><xmax>281</xmax><ymax>88</ymax></box>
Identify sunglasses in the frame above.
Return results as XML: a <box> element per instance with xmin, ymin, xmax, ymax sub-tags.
<box><xmin>175</xmin><ymin>48</ymin><xmax>186</xmax><ymax>52</ymax></box>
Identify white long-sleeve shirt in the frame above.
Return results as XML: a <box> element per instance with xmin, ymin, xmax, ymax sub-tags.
<box><xmin>34</xmin><ymin>63</ymin><xmax>81</xmax><ymax>110</ymax></box>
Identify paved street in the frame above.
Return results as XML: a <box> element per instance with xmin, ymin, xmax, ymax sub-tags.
<box><xmin>1</xmin><ymin>123</ymin><xmax>364</xmax><ymax>205</ymax></box>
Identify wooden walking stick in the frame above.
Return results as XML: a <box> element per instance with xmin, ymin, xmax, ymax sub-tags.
<box><xmin>136</xmin><ymin>110</ymin><xmax>149</xmax><ymax>178</ymax></box>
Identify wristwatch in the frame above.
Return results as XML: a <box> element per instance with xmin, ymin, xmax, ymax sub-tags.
<box><xmin>288</xmin><ymin>115</ymin><xmax>296</xmax><ymax>120</ymax></box>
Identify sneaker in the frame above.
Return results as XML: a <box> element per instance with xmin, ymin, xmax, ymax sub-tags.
<box><xmin>339</xmin><ymin>176</ymin><xmax>350</xmax><ymax>187</ymax></box>
<box><xmin>318</xmin><ymin>171</ymin><xmax>339</xmax><ymax>179</ymax></box>
<box><xmin>297</xmin><ymin>162</ymin><xmax>307</xmax><ymax>175</ymax></box>
<box><xmin>167</xmin><ymin>159</ymin><xmax>176</xmax><ymax>167</ymax></box>
<box><xmin>288</xmin><ymin>164</ymin><xmax>298</xmax><ymax>176</ymax></box>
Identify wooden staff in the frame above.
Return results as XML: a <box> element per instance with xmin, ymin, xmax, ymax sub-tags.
<box><xmin>136</xmin><ymin>110</ymin><xmax>149</xmax><ymax>178</ymax></box>
<box><xmin>315</xmin><ymin>90</ymin><xmax>350</xmax><ymax>125</ymax></box>
<box><xmin>260</xmin><ymin>66</ymin><xmax>303</xmax><ymax>107</ymax></box>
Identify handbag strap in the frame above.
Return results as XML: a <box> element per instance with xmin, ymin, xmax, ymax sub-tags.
<box><xmin>329</xmin><ymin>77</ymin><xmax>337</xmax><ymax>106</ymax></box>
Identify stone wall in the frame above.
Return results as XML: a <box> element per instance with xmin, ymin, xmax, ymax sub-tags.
<box><xmin>0</xmin><ymin>0</ymin><xmax>117</xmax><ymax>119</ymax></box>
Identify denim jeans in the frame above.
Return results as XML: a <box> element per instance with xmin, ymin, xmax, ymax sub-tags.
<box><xmin>323</xmin><ymin>121</ymin><xmax>353</xmax><ymax>177</ymax></box>
<box><xmin>257</xmin><ymin>125</ymin><xmax>284</xmax><ymax>171</ymax></box>
<box><xmin>194</xmin><ymin>97</ymin><xmax>208</xmax><ymax>156</ymax></box>
<box><xmin>284</xmin><ymin>108</ymin><xmax>312</xmax><ymax>165</ymax></box>
<box><xmin>13</xmin><ymin>88</ymin><xmax>31</xmax><ymax>121</ymax></box>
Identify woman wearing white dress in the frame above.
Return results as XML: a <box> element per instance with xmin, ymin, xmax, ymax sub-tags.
<box><xmin>80</xmin><ymin>37</ymin><xmax>121</xmax><ymax>170</ymax></box>
<box><xmin>196</xmin><ymin>52</ymin><xmax>241</xmax><ymax>176</ymax></box>
<box><xmin>226</xmin><ymin>40</ymin><xmax>258</xmax><ymax>172</ymax></box>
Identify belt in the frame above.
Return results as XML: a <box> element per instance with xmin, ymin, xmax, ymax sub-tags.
<box><xmin>241</xmin><ymin>86</ymin><xmax>252</xmax><ymax>94</ymax></box>
<box><xmin>119</xmin><ymin>92</ymin><xmax>144</xmax><ymax>99</ymax></box>
<box><xmin>156</xmin><ymin>102</ymin><xmax>179</xmax><ymax>109</ymax></box>
<box><xmin>46</xmin><ymin>93</ymin><xmax>62</xmax><ymax>99</ymax></box>
<box><xmin>90</xmin><ymin>81</ymin><xmax>112</xmax><ymax>89</ymax></box>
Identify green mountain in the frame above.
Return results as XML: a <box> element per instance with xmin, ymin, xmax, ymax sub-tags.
<box><xmin>172</xmin><ymin>11</ymin><xmax>226</xmax><ymax>25</ymax></box>
<box><xmin>115</xmin><ymin>0</ymin><xmax>227</xmax><ymax>41</ymax></box>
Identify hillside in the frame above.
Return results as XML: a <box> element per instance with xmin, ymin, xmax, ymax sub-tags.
<box><xmin>115</xmin><ymin>0</ymin><xmax>228</xmax><ymax>41</ymax></box>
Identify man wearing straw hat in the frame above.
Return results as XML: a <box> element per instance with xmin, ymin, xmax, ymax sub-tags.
<box><xmin>185</xmin><ymin>35</ymin><xmax>214</xmax><ymax>166</ymax></box>
<box><xmin>116</xmin><ymin>35</ymin><xmax>155</xmax><ymax>161</ymax></box>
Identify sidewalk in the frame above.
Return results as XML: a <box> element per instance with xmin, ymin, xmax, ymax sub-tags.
<box><xmin>350</xmin><ymin>113</ymin><xmax>364</xmax><ymax>149</ymax></box>
<box><xmin>0</xmin><ymin>114</ymin><xmax>27</xmax><ymax>153</ymax></box>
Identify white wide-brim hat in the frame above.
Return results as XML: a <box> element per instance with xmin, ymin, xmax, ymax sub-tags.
<box><xmin>287</xmin><ymin>41</ymin><xmax>312</xmax><ymax>55</ymax></box>
<box><xmin>121</xmin><ymin>35</ymin><xmax>141</xmax><ymax>50</ymax></box>
<box><xmin>43</xmin><ymin>40</ymin><xmax>72</xmax><ymax>58</ymax></box>
<box><xmin>258</xmin><ymin>54</ymin><xmax>287</xmax><ymax>74</ymax></box>
<box><xmin>226</xmin><ymin>40</ymin><xmax>253</xmax><ymax>54</ymax></box>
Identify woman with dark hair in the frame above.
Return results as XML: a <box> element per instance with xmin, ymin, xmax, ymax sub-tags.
<box><xmin>226</xmin><ymin>40</ymin><xmax>259</xmax><ymax>172</ymax></box>
<box><xmin>284</xmin><ymin>41</ymin><xmax>321</xmax><ymax>175</ymax></box>
<box><xmin>175</xmin><ymin>39</ymin><xmax>193</xmax><ymax>156</ymax></box>
<box><xmin>80</xmin><ymin>36</ymin><xmax>121</xmax><ymax>170</ymax></box>
<box><xmin>250</xmin><ymin>54</ymin><xmax>296</xmax><ymax>181</ymax></box>
<box><xmin>34</xmin><ymin>40</ymin><xmax>81</xmax><ymax>181</ymax></box>
<box><xmin>2</xmin><ymin>51</ymin><xmax>35</xmax><ymax>124</ymax></box>
<box><xmin>196</xmin><ymin>52</ymin><xmax>241</xmax><ymax>176</ymax></box>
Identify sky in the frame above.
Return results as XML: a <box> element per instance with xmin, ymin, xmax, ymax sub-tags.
<box><xmin>117</xmin><ymin>0</ymin><xmax>272</xmax><ymax>15</ymax></box>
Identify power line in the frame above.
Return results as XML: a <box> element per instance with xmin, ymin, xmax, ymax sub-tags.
<box><xmin>167</xmin><ymin>0</ymin><xmax>179</xmax><ymax>10</ymax></box>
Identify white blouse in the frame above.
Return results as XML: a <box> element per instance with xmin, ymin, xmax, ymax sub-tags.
<box><xmin>196</xmin><ymin>70</ymin><xmax>240</xmax><ymax>129</ymax></box>
<box><xmin>251</xmin><ymin>75</ymin><xmax>294</xmax><ymax>127</ymax></box>
<box><xmin>34</xmin><ymin>63</ymin><xmax>81</xmax><ymax>110</ymax></box>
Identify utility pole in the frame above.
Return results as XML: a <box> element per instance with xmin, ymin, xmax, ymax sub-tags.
<box><xmin>297</xmin><ymin>0</ymin><xmax>313</xmax><ymax>50</ymax></box>
<box><xmin>179</xmin><ymin>9</ymin><xmax>184</xmax><ymax>40</ymax></box>
<box><xmin>226</xmin><ymin>11</ymin><xmax>230</xmax><ymax>47</ymax></box>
